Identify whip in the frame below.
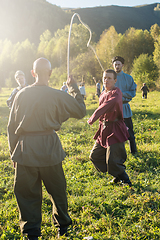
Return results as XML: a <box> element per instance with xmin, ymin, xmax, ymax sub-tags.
<box><xmin>67</xmin><ymin>13</ymin><xmax>104</xmax><ymax>77</ymax></box>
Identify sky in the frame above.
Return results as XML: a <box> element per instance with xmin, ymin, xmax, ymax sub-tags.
<box><xmin>47</xmin><ymin>0</ymin><xmax>157</xmax><ymax>9</ymax></box>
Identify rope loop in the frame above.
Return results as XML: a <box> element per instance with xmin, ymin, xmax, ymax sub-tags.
<box><xmin>67</xmin><ymin>13</ymin><xmax>104</xmax><ymax>77</ymax></box>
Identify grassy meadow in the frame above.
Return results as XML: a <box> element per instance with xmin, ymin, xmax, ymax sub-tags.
<box><xmin>0</xmin><ymin>86</ymin><xmax>160</xmax><ymax>239</ymax></box>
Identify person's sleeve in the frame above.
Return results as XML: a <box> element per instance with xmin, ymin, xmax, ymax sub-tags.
<box><xmin>88</xmin><ymin>91</ymin><xmax>118</xmax><ymax>125</ymax></box>
<box><xmin>6</xmin><ymin>89</ymin><xmax>18</xmax><ymax>109</ymax></box>
<box><xmin>122</xmin><ymin>77</ymin><xmax>137</xmax><ymax>103</ymax></box>
<box><xmin>7</xmin><ymin>100</ymin><xmax>19</xmax><ymax>156</ymax></box>
<box><xmin>57</xmin><ymin>83</ymin><xmax>86</xmax><ymax>121</ymax></box>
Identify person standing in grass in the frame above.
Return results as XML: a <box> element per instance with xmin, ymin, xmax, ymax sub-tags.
<box><xmin>112</xmin><ymin>56</ymin><xmax>137</xmax><ymax>155</ymax></box>
<box><xmin>88</xmin><ymin>69</ymin><xmax>132</xmax><ymax>187</ymax></box>
<box><xmin>93</xmin><ymin>78</ymin><xmax>101</xmax><ymax>98</ymax></box>
<box><xmin>7</xmin><ymin>57</ymin><xmax>86</xmax><ymax>240</ymax></box>
<box><xmin>60</xmin><ymin>82</ymin><xmax>68</xmax><ymax>92</ymax></box>
<box><xmin>79</xmin><ymin>82</ymin><xmax>86</xmax><ymax>99</ymax></box>
<box><xmin>7</xmin><ymin>70</ymin><xmax>27</xmax><ymax>109</ymax></box>
<box><xmin>141</xmin><ymin>83</ymin><xmax>149</xmax><ymax>99</ymax></box>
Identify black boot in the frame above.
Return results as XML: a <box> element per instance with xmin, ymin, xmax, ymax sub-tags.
<box><xmin>110</xmin><ymin>177</ymin><xmax>121</xmax><ymax>184</ymax></box>
<box><xmin>129</xmin><ymin>140</ymin><xmax>137</xmax><ymax>155</ymax></box>
<box><xmin>27</xmin><ymin>236</ymin><xmax>38</xmax><ymax>240</ymax></box>
<box><xmin>118</xmin><ymin>171</ymin><xmax>132</xmax><ymax>187</ymax></box>
<box><xmin>57</xmin><ymin>227</ymin><xmax>68</xmax><ymax>238</ymax></box>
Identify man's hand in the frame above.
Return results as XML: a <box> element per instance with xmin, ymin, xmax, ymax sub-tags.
<box><xmin>66</xmin><ymin>75</ymin><xmax>77</xmax><ymax>87</ymax></box>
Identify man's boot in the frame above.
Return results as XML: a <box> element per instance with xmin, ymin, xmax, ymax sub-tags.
<box><xmin>129</xmin><ymin>140</ymin><xmax>137</xmax><ymax>155</ymax></box>
<box><xmin>118</xmin><ymin>171</ymin><xmax>132</xmax><ymax>187</ymax></box>
<box><xmin>23</xmin><ymin>235</ymin><xmax>38</xmax><ymax>240</ymax></box>
<box><xmin>110</xmin><ymin>177</ymin><xmax>121</xmax><ymax>184</ymax></box>
<box><xmin>57</xmin><ymin>227</ymin><xmax>68</xmax><ymax>238</ymax></box>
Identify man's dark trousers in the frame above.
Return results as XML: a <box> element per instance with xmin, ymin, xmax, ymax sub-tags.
<box><xmin>124</xmin><ymin>117</ymin><xmax>137</xmax><ymax>154</ymax></box>
<box><xmin>14</xmin><ymin>162</ymin><xmax>72</xmax><ymax>236</ymax></box>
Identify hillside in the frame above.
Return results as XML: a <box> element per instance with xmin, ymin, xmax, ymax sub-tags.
<box><xmin>0</xmin><ymin>0</ymin><xmax>160</xmax><ymax>44</ymax></box>
<box><xmin>0</xmin><ymin>0</ymin><xmax>72</xmax><ymax>44</ymax></box>
<box><xmin>70</xmin><ymin>3</ymin><xmax>160</xmax><ymax>41</ymax></box>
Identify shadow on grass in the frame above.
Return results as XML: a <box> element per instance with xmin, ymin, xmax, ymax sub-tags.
<box><xmin>134</xmin><ymin>181</ymin><xmax>160</xmax><ymax>195</ymax></box>
<box><xmin>128</xmin><ymin>149</ymin><xmax>160</xmax><ymax>193</ymax></box>
<box><xmin>132</xmin><ymin>110</ymin><xmax>160</xmax><ymax>120</ymax></box>
<box><xmin>87</xmin><ymin>109</ymin><xmax>160</xmax><ymax>121</ymax></box>
<box><xmin>128</xmin><ymin>149</ymin><xmax>159</xmax><ymax>173</ymax></box>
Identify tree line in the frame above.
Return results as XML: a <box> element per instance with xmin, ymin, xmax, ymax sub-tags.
<box><xmin>1</xmin><ymin>23</ymin><xmax>160</xmax><ymax>89</ymax></box>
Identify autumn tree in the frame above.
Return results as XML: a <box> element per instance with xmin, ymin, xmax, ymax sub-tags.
<box><xmin>0</xmin><ymin>39</ymin><xmax>13</xmax><ymax>87</ymax></box>
<box><xmin>37</xmin><ymin>23</ymin><xmax>94</xmax><ymax>69</ymax></box>
<box><xmin>37</xmin><ymin>29</ymin><xmax>53</xmax><ymax>59</ymax></box>
<box><xmin>150</xmin><ymin>23</ymin><xmax>160</xmax><ymax>42</ymax></box>
<box><xmin>70</xmin><ymin>49</ymin><xmax>100</xmax><ymax>84</ymax></box>
<box><xmin>131</xmin><ymin>54</ymin><xmax>158</xmax><ymax>89</ymax></box>
<box><xmin>11</xmin><ymin>39</ymin><xmax>36</xmax><ymax>84</ymax></box>
<box><xmin>96</xmin><ymin>26</ymin><xmax>121</xmax><ymax>70</ymax></box>
<box><xmin>114</xmin><ymin>28</ymin><xmax>154</xmax><ymax>73</ymax></box>
<box><xmin>0</xmin><ymin>38</ymin><xmax>37</xmax><ymax>87</ymax></box>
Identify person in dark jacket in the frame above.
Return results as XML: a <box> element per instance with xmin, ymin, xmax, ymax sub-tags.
<box><xmin>141</xmin><ymin>83</ymin><xmax>149</xmax><ymax>99</ymax></box>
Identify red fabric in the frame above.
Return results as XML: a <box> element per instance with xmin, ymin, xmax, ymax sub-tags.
<box><xmin>88</xmin><ymin>87</ymin><xmax>129</xmax><ymax>148</ymax></box>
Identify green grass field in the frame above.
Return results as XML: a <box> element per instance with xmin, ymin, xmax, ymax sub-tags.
<box><xmin>0</xmin><ymin>87</ymin><xmax>160</xmax><ymax>239</ymax></box>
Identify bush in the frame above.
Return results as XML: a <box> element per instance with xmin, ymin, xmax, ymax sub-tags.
<box><xmin>131</xmin><ymin>54</ymin><xmax>159</xmax><ymax>89</ymax></box>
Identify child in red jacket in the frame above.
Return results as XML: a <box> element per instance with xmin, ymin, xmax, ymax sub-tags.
<box><xmin>88</xmin><ymin>69</ymin><xmax>132</xmax><ymax>186</ymax></box>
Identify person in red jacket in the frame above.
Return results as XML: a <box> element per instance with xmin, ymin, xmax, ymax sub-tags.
<box><xmin>88</xmin><ymin>69</ymin><xmax>132</xmax><ymax>186</ymax></box>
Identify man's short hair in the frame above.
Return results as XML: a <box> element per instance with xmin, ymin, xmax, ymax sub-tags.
<box><xmin>104</xmin><ymin>69</ymin><xmax>117</xmax><ymax>79</ymax></box>
<box><xmin>112</xmin><ymin>56</ymin><xmax>125</xmax><ymax>64</ymax></box>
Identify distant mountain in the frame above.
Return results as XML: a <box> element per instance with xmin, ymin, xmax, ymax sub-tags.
<box><xmin>0</xmin><ymin>0</ymin><xmax>160</xmax><ymax>44</ymax></box>
<box><xmin>70</xmin><ymin>3</ymin><xmax>160</xmax><ymax>41</ymax></box>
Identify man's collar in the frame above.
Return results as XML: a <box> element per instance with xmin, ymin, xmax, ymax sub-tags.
<box><xmin>117</xmin><ymin>70</ymin><xmax>124</xmax><ymax>76</ymax></box>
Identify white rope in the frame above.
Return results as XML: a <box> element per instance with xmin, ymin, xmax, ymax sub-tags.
<box><xmin>67</xmin><ymin>13</ymin><xmax>104</xmax><ymax>77</ymax></box>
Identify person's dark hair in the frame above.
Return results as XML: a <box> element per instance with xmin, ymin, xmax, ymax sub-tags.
<box><xmin>104</xmin><ymin>69</ymin><xmax>117</xmax><ymax>79</ymax></box>
<box><xmin>112</xmin><ymin>56</ymin><xmax>125</xmax><ymax>64</ymax></box>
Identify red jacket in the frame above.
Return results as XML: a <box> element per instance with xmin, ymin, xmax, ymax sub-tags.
<box><xmin>88</xmin><ymin>87</ymin><xmax>129</xmax><ymax>148</ymax></box>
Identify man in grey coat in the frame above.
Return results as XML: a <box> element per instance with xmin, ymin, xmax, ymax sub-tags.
<box><xmin>7</xmin><ymin>57</ymin><xmax>86</xmax><ymax>240</ymax></box>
